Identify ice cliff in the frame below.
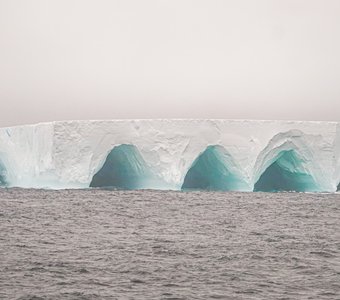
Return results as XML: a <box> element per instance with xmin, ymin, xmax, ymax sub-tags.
<box><xmin>0</xmin><ymin>119</ymin><xmax>339</xmax><ymax>192</ymax></box>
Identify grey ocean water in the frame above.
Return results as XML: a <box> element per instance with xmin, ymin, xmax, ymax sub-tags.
<box><xmin>0</xmin><ymin>189</ymin><xmax>339</xmax><ymax>299</ymax></box>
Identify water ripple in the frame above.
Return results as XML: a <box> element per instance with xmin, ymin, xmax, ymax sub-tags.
<box><xmin>0</xmin><ymin>189</ymin><xmax>339</xmax><ymax>299</ymax></box>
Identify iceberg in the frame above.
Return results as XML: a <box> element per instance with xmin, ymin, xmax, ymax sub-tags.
<box><xmin>0</xmin><ymin>119</ymin><xmax>339</xmax><ymax>192</ymax></box>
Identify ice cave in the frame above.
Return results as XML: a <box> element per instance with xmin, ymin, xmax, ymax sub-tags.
<box><xmin>254</xmin><ymin>150</ymin><xmax>319</xmax><ymax>192</ymax></box>
<box><xmin>90</xmin><ymin>144</ymin><xmax>154</xmax><ymax>189</ymax></box>
<box><xmin>181</xmin><ymin>145</ymin><xmax>249</xmax><ymax>191</ymax></box>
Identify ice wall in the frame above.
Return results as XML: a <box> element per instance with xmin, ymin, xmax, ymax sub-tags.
<box><xmin>0</xmin><ymin>119</ymin><xmax>338</xmax><ymax>191</ymax></box>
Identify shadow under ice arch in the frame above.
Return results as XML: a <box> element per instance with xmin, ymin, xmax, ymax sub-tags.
<box><xmin>181</xmin><ymin>145</ymin><xmax>250</xmax><ymax>191</ymax></box>
<box><xmin>90</xmin><ymin>144</ymin><xmax>160</xmax><ymax>189</ymax></box>
<box><xmin>253</xmin><ymin>130</ymin><xmax>321</xmax><ymax>192</ymax></box>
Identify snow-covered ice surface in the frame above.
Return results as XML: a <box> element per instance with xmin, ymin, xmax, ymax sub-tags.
<box><xmin>0</xmin><ymin>119</ymin><xmax>339</xmax><ymax>191</ymax></box>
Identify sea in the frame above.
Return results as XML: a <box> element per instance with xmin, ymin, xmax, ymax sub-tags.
<box><xmin>0</xmin><ymin>188</ymin><xmax>339</xmax><ymax>299</ymax></box>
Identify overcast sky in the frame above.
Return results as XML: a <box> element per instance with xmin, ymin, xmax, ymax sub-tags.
<box><xmin>0</xmin><ymin>0</ymin><xmax>340</xmax><ymax>126</ymax></box>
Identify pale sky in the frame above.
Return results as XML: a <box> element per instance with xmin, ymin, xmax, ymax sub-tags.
<box><xmin>0</xmin><ymin>0</ymin><xmax>340</xmax><ymax>127</ymax></box>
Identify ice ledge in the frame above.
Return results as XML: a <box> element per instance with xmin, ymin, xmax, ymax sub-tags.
<box><xmin>2</xmin><ymin>118</ymin><xmax>339</xmax><ymax>129</ymax></box>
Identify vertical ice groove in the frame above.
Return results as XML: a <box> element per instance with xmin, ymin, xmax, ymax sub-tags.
<box><xmin>333</xmin><ymin>123</ymin><xmax>340</xmax><ymax>190</ymax></box>
<box><xmin>0</xmin><ymin>158</ymin><xmax>7</xmax><ymax>186</ymax></box>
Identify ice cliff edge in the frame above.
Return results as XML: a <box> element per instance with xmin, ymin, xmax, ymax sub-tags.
<box><xmin>0</xmin><ymin>119</ymin><xmax>339</xmax><ymax>192</ymax></box>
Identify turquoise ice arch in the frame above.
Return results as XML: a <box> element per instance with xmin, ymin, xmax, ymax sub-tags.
<box><xmin>90</xmin><ymin>144</ymin><xmax>159</xmax><ymax>189</ymax></box>
<box><xmin>254</xmin><ymin>150</ymin><xmax>319</xmax><ymax>192</ymax></box>
<box><xmin>253</xmin><ymin>130</ymin><xmax>321</xmax><ymax>192</ymax></box>
<box><xmin>181</xmin><ymin>145</ymin><xmax>249</xmax><ymax>191</ymax></box>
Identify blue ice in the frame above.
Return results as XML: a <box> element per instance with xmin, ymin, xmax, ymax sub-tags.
<box><xmin>254</xmin><ymin>150</ymin><xmax>319</xmax><ymax>192</ymax></box>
